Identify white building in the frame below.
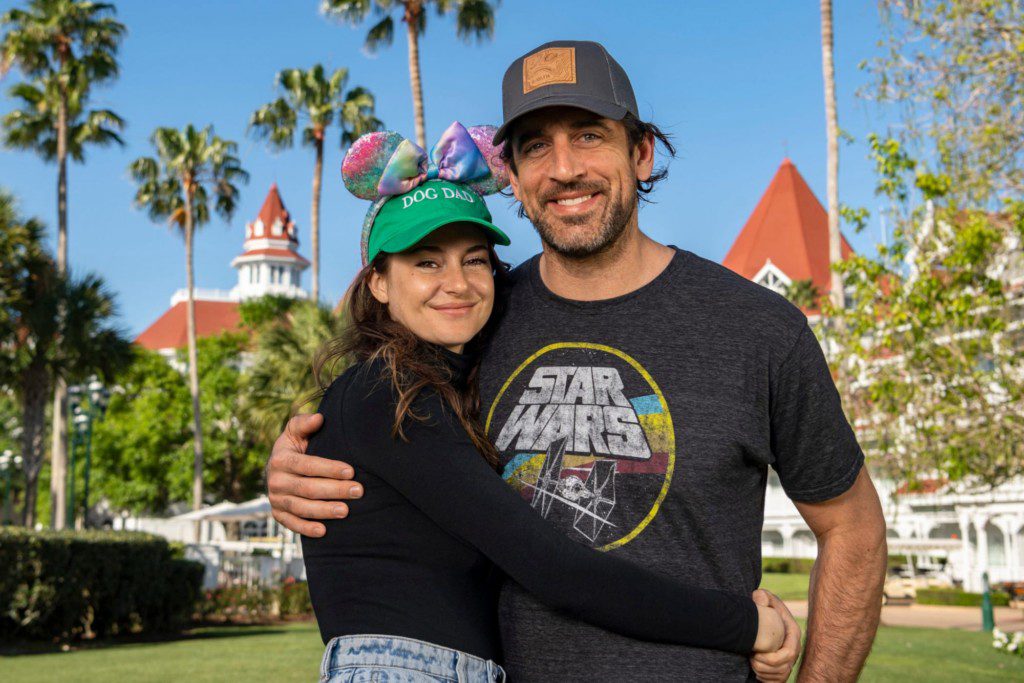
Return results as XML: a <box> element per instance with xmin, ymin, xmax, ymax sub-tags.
<box><xmin>727</xmin><ymin>159</ymin><xmax>1024</xmax><ymax>591</ymax></box>
<box><xmin>135</xmin><ymin>183</ymin><xmax>309</xmax><ymax>358</ymax></box>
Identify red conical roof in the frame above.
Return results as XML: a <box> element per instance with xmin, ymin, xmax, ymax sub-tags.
<box><xmin>246</xmin><ymin>183</ymin><xmax>297</xmax><ymax>242</ymax></box>
<box><xmin>723</xmin><ymin>159</ymin><xmax>853</xmax><ymax>301</ymax></box>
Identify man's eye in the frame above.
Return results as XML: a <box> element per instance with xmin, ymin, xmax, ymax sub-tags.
<box><xmin>579</xmin><ymin>132</ymin><xmax>601</xmax><ymax>143</ymax></box>
<box><xmin>523</xmin><ymin>141</ymin><xmax>546</xmax><ymax>155</ymax></box>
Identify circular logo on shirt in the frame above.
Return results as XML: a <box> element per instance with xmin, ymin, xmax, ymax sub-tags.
<box><xmin>485</xmin><ymin>343</ymin><xmax>676</xmax><ymax>550</ymax></box>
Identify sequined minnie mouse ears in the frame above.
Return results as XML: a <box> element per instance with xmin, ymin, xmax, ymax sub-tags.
<box><xmin>341</xmin><ymin>121</ymin><xmax>509</xmax><ymax>201</ymax></box>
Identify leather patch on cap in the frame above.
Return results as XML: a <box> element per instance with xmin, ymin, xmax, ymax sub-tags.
<box><xmin>523</xmin><ymin>47</ymin><xmax>576</xmax><ymax>94</ymax></box>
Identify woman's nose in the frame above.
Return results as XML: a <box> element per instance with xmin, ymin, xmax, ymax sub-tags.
<box><xmin>443</xmin><ymin>265</ymin><xmax>470</xmax><ymax>293</ymax></box>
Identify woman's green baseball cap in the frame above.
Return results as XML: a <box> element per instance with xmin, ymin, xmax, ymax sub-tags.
<box><xmin>362</xmin><ymin>179</ymin><xmax>510</xmax><ymax>263</ymax></box>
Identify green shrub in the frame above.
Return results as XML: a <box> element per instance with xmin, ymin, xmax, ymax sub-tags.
<box><xmin>196</xmin><ymin>581</ymin><xmax>313</xmax><ymax>622</ymax></box>
<box><xmin>279</xmin><ymin>580</ymin><xmax>312</xmax><ymax>617</ymax></box>
<box><xmin>197</xmin><ymin>585</ymin><xmax>274</xmax><ymax>622</ymax></box>
<box><xmin>916</xmin><ymin>588</ymin><xmax>1010</xmax><ymax>607</ymax></box>
<box><xmin>762</xmin><ymin>557</ymin><xmax>816</xmax><ymax>574</ymax></box>
<box><xmin>763</xmin><ymin>555</ymin><xmax>924</xmax><ymax>574</ymax></box>
<box><xmin>0</xmin><ymin>528</ymin><xmax>203</xmax><ymax>641</ymax></box>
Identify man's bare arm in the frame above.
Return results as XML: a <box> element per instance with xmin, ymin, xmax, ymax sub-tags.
<box><xmin>266</xmin><ymin>412</ymin><xmax>362</xmax><ymax>537</ymax></box>
<box><xmin>794</xmin><ymin>467</ymin><xmax>887</xmax><ymax>682</ymax></box>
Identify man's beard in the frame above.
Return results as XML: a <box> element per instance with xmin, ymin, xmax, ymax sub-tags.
<box><xmin>527</xmin><ymin>181</ymin><xmax>636</xmax><ymax>259</ymax></box>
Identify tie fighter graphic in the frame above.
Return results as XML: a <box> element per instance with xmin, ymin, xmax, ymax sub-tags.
<box><xmin>522</xmin><ymin>436</ymin><xmax>618</xmax><ymax>543</ymax></box>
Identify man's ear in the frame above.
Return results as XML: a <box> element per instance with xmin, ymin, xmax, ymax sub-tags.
<box><xmin>367</xmin><ymin>270</ymin><xmax>389</xmax><ymax>304</ymax></box>
<box><xmin>508</xmin><ymin>164</ymin><xmax>523</xmax><ymax>202</ymax></box>
<box><xmin>634</xmin><ymin>130</ymin><xmax>656</xmax><ymax>183</ymax></box>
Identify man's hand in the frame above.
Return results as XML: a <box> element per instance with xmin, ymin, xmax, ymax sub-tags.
<box><xmin>266</xmin><ymin>412</ymin><xmax>362</xmax><ymax>537</ymax></box>
<box><xmin>750</xmin><ymin>589</ymin><xmax>801</xmax><ymax>682</ymax></box>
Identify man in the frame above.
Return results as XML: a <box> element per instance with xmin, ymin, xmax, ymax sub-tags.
<box><xmin>267</xmin><ymin>41</ymin><xmax>887</xmax><ymax>681</ymax></box>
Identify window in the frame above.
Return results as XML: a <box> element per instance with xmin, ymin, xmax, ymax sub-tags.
<box><xmin>753</xmin><ymin>261</ymin><xmax>791</xmax><ymax>297</ymax></box>
<box><xmin>758</xmin><ymin>270</ymin><xmax>786</xmax><ymax>293</ymax></box>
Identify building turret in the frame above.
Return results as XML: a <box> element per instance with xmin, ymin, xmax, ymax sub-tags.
<box><xmin>230</xmin><ymin>183</ymin><xmax>309</xmax><ymax>301</ymax></box>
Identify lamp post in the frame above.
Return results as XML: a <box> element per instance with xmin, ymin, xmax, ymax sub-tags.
<box><xmin>67</xmin><ymin>377</ymin><xmax>109</xmax><ymax>529</ymax></box>
<box><xmin>81</xmin><ymin>378</ymin><xmax>109</xmax><ymax>526</ymax></box>
<box><xmin>66</xmin><ymin>384</ymin><xmax>82</xmax><ymax>528</ymax></box>
<box><xmin>1</xmin><ymin>450</ymin><xmax>23</xmax><ymax>525</ymax></box>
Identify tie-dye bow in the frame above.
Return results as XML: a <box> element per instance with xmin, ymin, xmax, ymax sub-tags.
<box><xmin>342</xmin><ymin>121</ymin><xmax>509</xmax><ymax>200</ymax></box>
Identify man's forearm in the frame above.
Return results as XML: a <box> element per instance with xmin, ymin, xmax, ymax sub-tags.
<box><xmin>798</xmin><ymin>526</ymin><xmax>886</xmax><ymax>682</ymax></box>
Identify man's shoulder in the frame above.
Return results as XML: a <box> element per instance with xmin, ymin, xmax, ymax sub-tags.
<box><xmin>672</xmin><ymin>248</ymin><xmax>809</xmax><ymax>340</ymax></box>
<box><xmin>506</xmin><ymin>254</ymin><xmax>537</xmax><ymax>288</ymax></box>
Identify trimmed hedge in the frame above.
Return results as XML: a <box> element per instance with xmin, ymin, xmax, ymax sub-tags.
<box><xmin>762</xmin><ymin>557</ymin><xmax>816</xmax><ymax>574</ymax></box>
<box><xmin>279</xmin><ymin>580</ymin><xmax>313</xmax><ymax>617</ymax></box>
<box><xmin>916</xmin><ymin>588</ymin><xmax>1011</xmax><ymax>607</ymax></box>
<box><xmin>0</xmin><ymin>528</ymin><xmax>203</xmax><ymax>641</ymax></box>
<box><xmin>763</xmin><ymin>556</ymin><xmax>929</xmax><ymax>574</ymax></box>
<box><xmin>196</xmin><ymin>580</ymin><xmax>313</xmax><ymax>622</ymax></box>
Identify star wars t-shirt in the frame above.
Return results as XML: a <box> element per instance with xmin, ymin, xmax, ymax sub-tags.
<box><xmin>478</xmin><ymin>248</ymin><xmax>864</xmax><ymax>682</ymax></box>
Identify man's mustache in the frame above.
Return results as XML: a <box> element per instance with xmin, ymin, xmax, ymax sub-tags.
<box><xmin>538</xmin><ymin>181</ymin><xmax>608</xmax><ymax>205</ymax></box>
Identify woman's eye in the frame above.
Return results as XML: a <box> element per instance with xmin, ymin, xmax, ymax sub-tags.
<box><xmin>465</xmin><ymin>257</ymin><xmax>489</xmax><ymax>267</ymax></box>
<box><xmin>416</xmin><ymin>260</ymin><xmax>439</xmax><ymax>268</ymax></box>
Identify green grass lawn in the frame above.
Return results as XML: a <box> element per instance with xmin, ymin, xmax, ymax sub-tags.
<box><xmin>2</xmin><ymin>619</ymin><xmax>1023</xmax><ymax>682</ymax></box>
<box><xmin>760</xmin><ymin>571</ymin><xmax>812</xmax><ymax>600</ymax></box>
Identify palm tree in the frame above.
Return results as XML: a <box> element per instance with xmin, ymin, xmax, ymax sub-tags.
<box><xmin>242</xmin><ymin>300</ymin><xmax>349</xmax><ymax>444</ymax></box>
<box><xmin>3</xmin><ymin>74</ymin><xmax>124</xmax><ymax>162</ymax></box>
<box><xmin>129</xmin><ymin>125</ymin><xmax>248</xmax><ymax>514</ymax></box>
<box><xmin>321</xmin><ymin>0</ymin><xmax>498</xmax><ymax>148</ymax></box>
<box><xmin>0</xmin><ymin>190</ymin><xmax>131</xmax><ymax>526</ymax></box>
<box><xmin>820</xmin><ymin>0</ymin><xmax>844</xmax><ymax>311</ymax></box>
<box><xmin>2</xmin><ymin>0</ymin><xmax>125</xmax><ymax>530</ymax></box>
<box><xmin>250</xmin><ymin>65</ymin><xmax>382</xmax><ymax>302</ymax></box>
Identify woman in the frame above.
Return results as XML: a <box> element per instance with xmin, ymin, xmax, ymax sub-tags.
<box><xmin>303</xmin><ymin>123</ymin><xmax>794</xmax><ymax>683</ymax></box>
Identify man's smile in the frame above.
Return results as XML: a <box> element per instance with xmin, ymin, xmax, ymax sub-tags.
<box><xmin>547</xmin><ymin>191</ymin><xmax>603</xmax><ymax>215</ymax></box>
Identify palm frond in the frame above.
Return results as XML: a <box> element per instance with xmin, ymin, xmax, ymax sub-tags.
<box><xmin>339</xmin><ymin>85</ymin><xmax>383</xmax><ymax>148</ymax></box>
<box><xmin>320</xmin><ymin>0</ymin><xmax>376</xmax><ymax>24</ymax></box>
<box><xmin>249</xmin><ymin>97</ymin><xmax>297</xmax><ymax>151</ymax></box>
<box><xmin>453</xmin><ymin>0</ymin><xmax>497</xmax><ymax>42</ymax></box>
<box><xmin>363</xmin><ymin>15</ymin><xmax>394</xmax><ymax>53</ymax></box>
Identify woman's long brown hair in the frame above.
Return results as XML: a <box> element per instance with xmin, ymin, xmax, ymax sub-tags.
<box><xmin>312</xmin><ymin>245</ymin><xmax>510</xmax><ymax>469</ymax></box>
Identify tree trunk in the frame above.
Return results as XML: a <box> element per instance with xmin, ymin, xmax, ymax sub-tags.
<box><xmin>183</xmin><ymin>184</ymin><xmax>205</xmax><ymax>526</ymax></box>
<box><xmin>311</xmin><ymin>137</ymin><xmax>324</xmax><ymax>302</ymax></box>
<box><xmin>405</xmin><ymin>3</ymin><xmax>427</xmax><ymax>149</ymax></box>
<box><xmin>49</xmin><ymin>86</ymin><xmax>70</xmax><ymax>529</ymax></box>
<box><xmin>821</xmin><ymin>0</ymin><xmax>845</xmax><ymax>311</ymax></box>
<box><xmin>21</xmin><ymin>359</ymin><xmax>50</xmax><ymax>528</ymax></box>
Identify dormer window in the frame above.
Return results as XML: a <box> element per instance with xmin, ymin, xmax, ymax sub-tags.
<box><xmin>752</xmin><ymin>260</ymin><xmax>791</xmax><ymax>296</ymax></box>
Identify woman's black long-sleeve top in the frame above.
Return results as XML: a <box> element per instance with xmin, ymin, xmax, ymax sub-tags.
<box><xmin>301</xmin><ymin>352</ymin><xmax>758</xmax><ymax>662</ymax></box>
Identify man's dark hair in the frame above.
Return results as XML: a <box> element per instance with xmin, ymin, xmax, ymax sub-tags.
<box><xmin>498</xmin><ymin>114</ymin><xmax>677</xmax><ymax>218</ymax></box>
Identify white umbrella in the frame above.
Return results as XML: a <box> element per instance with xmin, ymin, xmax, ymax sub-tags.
<box><xmin>172</xmin><ymin>500</ymin><xmax>239</xmax><ymax>521</ymax></box>
<box><xmin>202</xmin><ymin>495</ymin><xmax>272</xmax><ymax>522</ymax></box>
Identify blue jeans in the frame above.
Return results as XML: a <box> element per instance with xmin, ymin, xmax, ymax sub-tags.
<box><xmin>320</xmin><ymin>634</ymin><xmax>507</xmax><ymax>683</ymax></box>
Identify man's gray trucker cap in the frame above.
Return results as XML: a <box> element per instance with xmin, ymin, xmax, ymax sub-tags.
<box><xmin>492</xmin><ymin>40</ymin><xmax>639</xmax><ymax>145</ymax></box>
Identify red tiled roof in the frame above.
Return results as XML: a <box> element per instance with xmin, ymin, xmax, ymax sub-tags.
<box><xmin>234</xmin><ymin>248</ymin><xmax>310</xmax><ymax>266</ymax></box>
<box><xmin>134</xmin><ymin>300</ymin><xmax>241</xmax><ymax>351</ymax></box>
<box><xmin>723</xmin><ymin>159</ymin><xmax>854</xmax><ymax>308</ymax></box>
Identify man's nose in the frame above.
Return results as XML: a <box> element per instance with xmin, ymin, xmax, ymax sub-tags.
<box><xmin>547</xmin><ymin>138</ymin><xmax>586</xmax><ymax>184</ymax></box>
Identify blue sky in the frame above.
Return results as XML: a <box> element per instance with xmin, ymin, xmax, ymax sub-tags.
<box><xmin>0</xmin><ymin>0</ymin><xmax>896</xmax><ymax>336</ymax></box>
